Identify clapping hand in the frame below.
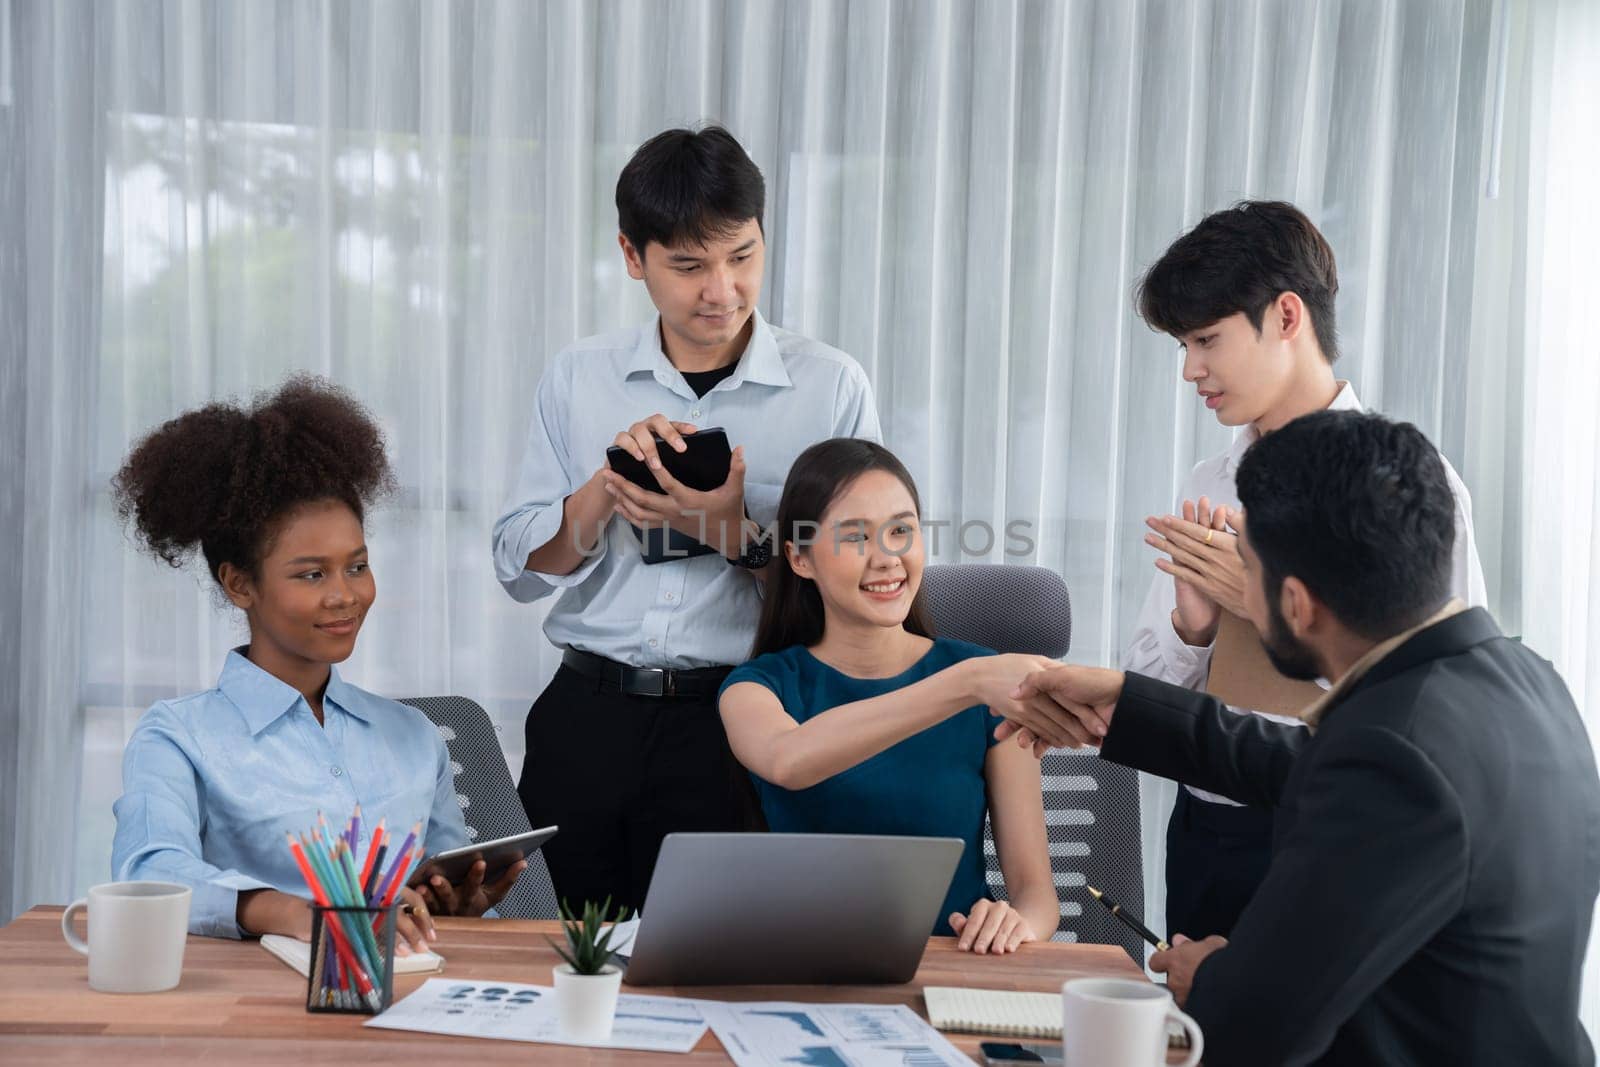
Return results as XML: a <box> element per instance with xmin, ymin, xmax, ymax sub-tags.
<box><xmin>1146</xmin><ymin>497</ymin><xmax>1245</xmax><ymax>644</ymax></box>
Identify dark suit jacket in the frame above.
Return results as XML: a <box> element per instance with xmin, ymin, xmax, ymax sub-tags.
<box><xmin>1101</xmin><ymin>608</ymin><xmax>1600</xmax><ymax>1066</ymax></box>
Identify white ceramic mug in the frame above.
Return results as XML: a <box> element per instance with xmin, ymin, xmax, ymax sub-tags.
<box><xmin>60</xmin><ymin>881</ymin><xmax>192</xmax><ymax>993</ymax></box>
<box><xmin>1062</xmin><ymin>977</ymin><xmax>1203</xmax><ymax>1067</ymax></box>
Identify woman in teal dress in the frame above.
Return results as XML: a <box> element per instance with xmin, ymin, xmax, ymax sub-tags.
<box><xmin>719</xmin><ymin>438</ymin><xmax>1058</xmax><ymax>953</ymax></box>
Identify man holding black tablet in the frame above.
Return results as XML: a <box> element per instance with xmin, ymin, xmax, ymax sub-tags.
<box><xmin>492</xmin><ymin>126</ymin><xmax>880</xmax><ymax>914</ymax></box>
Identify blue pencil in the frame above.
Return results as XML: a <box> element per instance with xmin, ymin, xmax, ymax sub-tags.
<box><xmin>363</xmin><ymin>844</ymin><xmax>388</xmax><ymax>902</ymax></box>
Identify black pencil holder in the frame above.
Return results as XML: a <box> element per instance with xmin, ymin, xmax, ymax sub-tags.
<box><xmin>305</xmin><ymin>903</ymin><xmax>398</xmax><ymax>1014</ymax></box>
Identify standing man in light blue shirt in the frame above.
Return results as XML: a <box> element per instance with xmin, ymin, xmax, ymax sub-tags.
<box><xmin>492</xmin><ymin>126</ymin><xmax>881</xmax><ymax>914</ymax></box>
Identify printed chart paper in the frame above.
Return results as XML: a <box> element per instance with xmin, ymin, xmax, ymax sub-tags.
<box><xmin>364</xmin><ymin>977</ymin><xmax>707</xmax><ymax>1053</ymax></box>
<box><xmin>699</xmin><ymin>1000</ymin><xmax>972</xmax><ymax>1066</ymax></box>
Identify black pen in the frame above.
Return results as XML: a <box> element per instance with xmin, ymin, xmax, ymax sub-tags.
<box><xmin>1086</xmin><ymin>884</ymin><xmax>1170</xmax><ymax>952</ymax></box>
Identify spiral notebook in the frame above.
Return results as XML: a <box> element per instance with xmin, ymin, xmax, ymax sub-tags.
<box><xmin>260</xmin><ymin>934</ymin><xmax>445</xmax><ymax>976</ymax></box>
<box><xmin>923</xmin><ymin>986</ymin><xmax>1189</xmax><ymax>1047</ymax></box>
<box><xmin>923</xmin><ymin>986</ymin><xmax>1060</xmax><ymax>1038</ymax></box>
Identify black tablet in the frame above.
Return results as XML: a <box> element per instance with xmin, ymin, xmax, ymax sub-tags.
<box><xmin>407</xmin><ymin>825</ymin><xmax>558</xmax><ymax>889</ymax></box>
<box><xmin>605</xmin><ymin>426</ymin><xmax>732</xmax><ymax>494</ymax></box>
<box><xmin>606</xmin><ymin>428</ymin><xmax>734</xmax><ymax>564</ymax></box>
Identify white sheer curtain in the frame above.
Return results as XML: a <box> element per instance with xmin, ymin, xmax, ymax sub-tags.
<box><xmin>1516</xmin><ymin>0</ymin><xmax>1600</xmax><ymax>1039</ymax></box>
<box><xmin>4</xmin><ymin>0</ymin><xmax>1594</xmax><ymax>1011</ymax></box>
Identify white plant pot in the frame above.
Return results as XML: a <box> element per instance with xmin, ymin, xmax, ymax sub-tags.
<box><xmin>552</xmin><ymin>962</ymin><xmax>622</xmax><ymax>1042</ymax></box>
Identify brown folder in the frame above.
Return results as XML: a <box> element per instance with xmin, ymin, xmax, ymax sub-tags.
<box><xmin>1203</xmin><ymin>610</ymin><xmax>1324</xmax><ymax>717</ymax></box>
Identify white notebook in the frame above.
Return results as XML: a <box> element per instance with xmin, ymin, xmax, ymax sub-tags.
<box><xmin>923</xmin><ymin>986</ymin><xmax>1190</xmax><ymax>1047</ymax></box>
<box><xmin>260</xmin><ymin>934</ymin><xmax>445</xmax><ymax>976</ymax></box>
<box><xmin>923</xmin><ymin>986</ymin><xmax>1061</xmax><ymax>1038</ymax></box>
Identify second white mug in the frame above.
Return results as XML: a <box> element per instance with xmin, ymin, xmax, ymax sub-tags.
<box><xmin>1061</xmin><ymin>977</ymin><xmax>1203</xmax><ymax>1067</ymax></box>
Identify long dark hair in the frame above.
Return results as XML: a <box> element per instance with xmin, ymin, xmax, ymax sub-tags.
<box><xmin>751</xmin><ymin>438</ymin><xmax>934</xmax><ymax>658</ymax></box>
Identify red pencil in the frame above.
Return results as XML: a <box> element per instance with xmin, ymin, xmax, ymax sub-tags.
<box><xmin>359</xmin><ymin>820</ymin><xmax>386</xmax><ymax>892</ymax></box>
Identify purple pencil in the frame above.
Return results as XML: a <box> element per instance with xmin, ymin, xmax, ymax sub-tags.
<box><xmin>373</xmin><ymin>822</ymin><xmax>421</xmax><ymax>904</ymax></box>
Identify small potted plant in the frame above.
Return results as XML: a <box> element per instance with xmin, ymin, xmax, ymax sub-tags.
<box><xmin>548</xmin><ymin>897</ymin><xmax>630</xmax><ymax>1041</ymax></box>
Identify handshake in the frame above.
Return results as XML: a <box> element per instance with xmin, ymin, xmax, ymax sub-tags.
<box><xmin>979</xmin><ymin>657</ymin><xmax>1128</xmax><ymax>757</ymax></box>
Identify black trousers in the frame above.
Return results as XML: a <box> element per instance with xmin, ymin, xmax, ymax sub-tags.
<box><xmin>1164</xmin><ymin>788</ymin><xmax>1274</xmax><ymax>940</ymax></box>
<box><xmin>516</xmin><ymin>664</ymin><xmax>761</xmax><ymax>916</ymax></box>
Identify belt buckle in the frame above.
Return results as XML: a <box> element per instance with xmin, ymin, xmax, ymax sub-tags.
<box><xmin>627</xmin><ymin>667</ymin><xmax>669</xmax><ymax>698</ymax></box>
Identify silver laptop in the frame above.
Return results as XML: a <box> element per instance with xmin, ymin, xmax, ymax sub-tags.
<box><xmin>622</xmin><ymin>832</ymin><xmax>963</xmax><ymax>986</ymax></box>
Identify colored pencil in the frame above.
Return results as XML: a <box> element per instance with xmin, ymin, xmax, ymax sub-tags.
<box><xmin>359</xmin><ymin>820</ymin><xmax>386</xmax><ymax>892</ymax></box>
<box><xmin>383</xmin><ymin>824</ymin><xmax>420</xmax><ymax>887</ymax></box>
<box><xmin>363</xmin><ymin>844</ymin><xmax>387</xmax><ymax>901</ymax></box>
<box><xmin>373</xmin><ymin>823</ymin><xmax>420</xmax><ymax>903</ymax></box>
<box><xmin>376</xmin><ymin>847</ymin><xmax>416</xmax><ymax>909</ymax></box>
<box><xmin>370</xmin><ymin>848</ymin><xmax>408</xmax><ymax>908</ymax></box>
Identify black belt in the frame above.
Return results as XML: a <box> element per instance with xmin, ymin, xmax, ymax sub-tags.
<box><xmin>562</xmin><ymin>649</ymin><xmax>733</xmax><ymax>699</ymax></box>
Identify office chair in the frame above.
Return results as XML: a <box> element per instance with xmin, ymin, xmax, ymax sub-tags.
<box><xmin>399</xmin><ymin>696</ymin><xmax>561</xmax><ymax>919</ymax></box>
<box><xmin>919</xmin><ymin>563</ymin><xmax>1147</xmax><ymax>962</ymax></box>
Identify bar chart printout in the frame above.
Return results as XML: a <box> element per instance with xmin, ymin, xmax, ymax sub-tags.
<box><xmin>698</xmin><ymin>1001</ymin><xmax>970</xmax><ymax>1067</ymax></box>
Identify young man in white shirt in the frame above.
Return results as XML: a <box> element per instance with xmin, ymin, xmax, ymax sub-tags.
<box><xmin>1123</xmin><ymin>200</ymin><xmax>1486</xmax><ymax>940</ymax></box>
<box><xmin>492</xmin><ymin>127</ymin><xmax>880</xmax><ymax>915</ymax></box>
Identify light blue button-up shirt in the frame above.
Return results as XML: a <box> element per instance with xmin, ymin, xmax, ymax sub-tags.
<box><xmin>492</xmin><ymin>310</ymin><xmax>881</xmax><ymax>668</ymax></box>
<box><xmin>111</xmin><ymin>650</ymin><xmax>470</xmax><ymax>938</ymax></box>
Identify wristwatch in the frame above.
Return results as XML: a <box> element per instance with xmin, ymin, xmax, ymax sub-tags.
<box><xmin>727</xmin><ymin>518</ymin><xmax>774</xmax><ymax>570</ymax></box>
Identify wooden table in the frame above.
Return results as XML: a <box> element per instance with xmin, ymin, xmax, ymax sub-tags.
<box><xmin>2</xmin><ymin>906</ymin><xmax>1150</xmax><ymax>1064</ymax></box>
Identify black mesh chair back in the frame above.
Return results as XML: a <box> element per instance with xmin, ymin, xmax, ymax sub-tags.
<box><xmin>399</xmin><ymin>696</ymin><xmax>561</xmax><ymax>919</ymax></box>
<box><xmin>920</xmin><ymin>563</ymin><xmax>1147</xmax><ymax>961</ymax></box>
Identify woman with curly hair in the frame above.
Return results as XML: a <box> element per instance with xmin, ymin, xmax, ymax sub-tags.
<box><xmin>109</xmin><ymin>377</ymin><xmax>524</xmax><ymax>946</ymax></box>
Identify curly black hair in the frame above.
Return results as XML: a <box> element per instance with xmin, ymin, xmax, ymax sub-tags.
<box><xmin>112</xmin><ymin>375</ymin><xmax>394</xmax><ymax>584</ymax></box>
<box><xmin>1237</xmin><ymin>409</ymin><xmax>1455</xmax><ymax>639</ymax></box>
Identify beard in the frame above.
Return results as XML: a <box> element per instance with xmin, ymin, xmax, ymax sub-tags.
<box><xmin>1260</xmin><ymin>598</ymin><xmax>1324</xmax><ymax>681</ymax></box>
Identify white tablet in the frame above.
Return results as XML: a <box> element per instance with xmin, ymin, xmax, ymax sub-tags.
<box><xmin>407</xmin><ymin>825</ymin><xmax>557</xmax><ymax>888</ymax></box>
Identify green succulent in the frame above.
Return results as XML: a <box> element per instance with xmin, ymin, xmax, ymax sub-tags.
<box><xmin>547</xmin><ymin>896</ymin><xmax>632</xmax><ymax>976</ymax></box>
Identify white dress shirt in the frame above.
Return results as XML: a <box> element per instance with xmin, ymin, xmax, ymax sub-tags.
<box><xmin>1121</xmin><ymin>381</ymin><xmax>1489</xmax><ymax>805</ymax></box>
<box><xmin>492</xmin><ymin>310</ymin><xmax>881</xmax><ymax>668</ymax></box>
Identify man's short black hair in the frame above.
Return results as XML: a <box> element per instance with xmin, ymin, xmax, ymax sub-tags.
<box><xmin>615</xmin><ymin>125</ymin><xmax>765</xmax><ymax>258</ymax></box>
<box><xmin>1136</xmin><ymin>200</ymin><xmax>1341</xmax><ymax>362</ymax></box>
<box><xmin>1236</xmin><ymin>410</ymin><xmax>1456</xmax><ymax>640</ymax></box>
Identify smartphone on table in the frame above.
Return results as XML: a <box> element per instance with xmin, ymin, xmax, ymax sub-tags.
<box><xmin>979</xmin><ymin>1042</ymin><xmax>1061</xmax><ymax>1066</ymax></box>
